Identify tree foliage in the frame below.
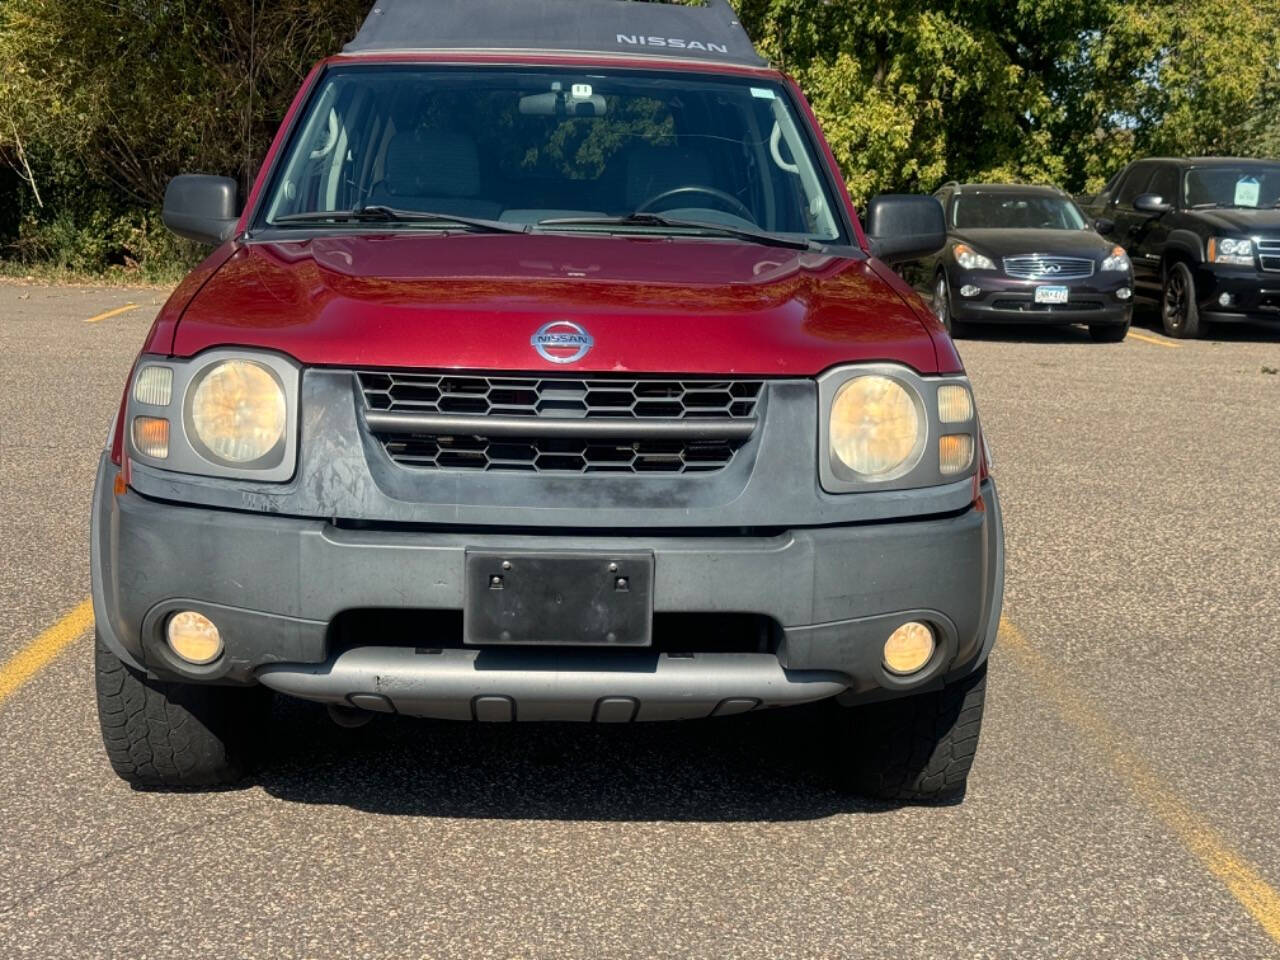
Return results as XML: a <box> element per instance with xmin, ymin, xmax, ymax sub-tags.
<box><xmin>0</xmin><ymin>0</ymin><xmax>1277</xmax><ymax>271</ymax></box>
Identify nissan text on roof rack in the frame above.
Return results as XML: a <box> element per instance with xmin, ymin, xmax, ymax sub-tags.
<box><xmin>91</xmin><ymin>0</ymin><xmax>1004</xmax><ymax>804</ymax></box>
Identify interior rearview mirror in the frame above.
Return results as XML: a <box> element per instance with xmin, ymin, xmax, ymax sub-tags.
<box><xmin>865</xmin><ymin>195</ymin><xmax>946</xmax><ymax>265</ymax></box>
<box><xmin>1133</xmin><ymin>193</ymin><xmax>1173</xmax><ymax>216</ymax></box>
<box><xmin>162</xmin><ymin>175</ymin><xmax>241</xmax><ymax>245</ymax></box>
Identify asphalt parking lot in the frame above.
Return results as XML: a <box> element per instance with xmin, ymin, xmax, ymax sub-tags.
<box><xmin>1</xmin><ymin>281</ymin><xmax>1277</xmax><ymax>959</ymax></box>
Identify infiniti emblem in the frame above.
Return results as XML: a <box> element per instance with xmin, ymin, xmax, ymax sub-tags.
<box><xmin>531</xmin><ymin>321</ymin><xmax>594</xmax><ymax>364</ymax></box>
<box><xmin>1032</xmin><ymin>260</ymin><xmax>1061</xmax><ymax>274</ymax></box>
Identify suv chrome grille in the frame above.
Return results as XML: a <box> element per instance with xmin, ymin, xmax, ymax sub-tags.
<box><xmin>1002</xmin><ymin>255</ymin><xmax>1096</xmax><ymax>281</ymax></box>
<box><xmin>1258</xmin><ymin>238</ymin><xmax>1280</xmax><ymax>273</ymax></box>
<box><xmin>357</xmin><ymin>372</ymin><xmax>763</xmax><ymax>474</ymax></box>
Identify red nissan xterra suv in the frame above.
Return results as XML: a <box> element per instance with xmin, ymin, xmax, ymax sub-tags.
<box><xmin>92</xmin><ymin>0</ymin><xmax>1004</xmax><ymax>803</ymax></box>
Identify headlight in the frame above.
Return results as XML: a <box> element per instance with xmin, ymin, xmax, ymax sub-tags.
<box><xmin>953</xmin><ymin>243</ymin><xmax>996</xmax><ymax>271</ymax></box>
<box><xmin>124</xmin><ymin>350</ymin><xmax>299</xmax><ymax>482</ymax></box>
<box><xmin>189</xmin><ymin>360</ymin><xmax>287</xmax><ymax>464</ymax></box>
<box><xmin>820</xmin><ymin>366</ymin><xmax>979</xmax><ymax>493</ymax></box>
<box><xmin>1101</xmin><ymin>245</ymin><xmax>1131</xmax><ymax>272</ymax></box>
<box><xmin>829</xmin><ymin>375</ymin><xmax>924</xmax><ymax>479</ymax></box>
<box><xmin>1208</xmin><ymin>237</ymin><xmax>1254</xmax><ymax>266</ymax></box>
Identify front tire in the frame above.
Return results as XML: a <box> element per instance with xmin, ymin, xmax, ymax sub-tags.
<box><xmin>94</xmin><ymin>634</ymin><xmax>270</xmax><ymax>788</ymax></box>
<box><xmin>1088</xmin><ymin>319</ymin><xmax>1130</xmax><ymax>342</ymax></box>
<box><xmin>933</xmin><ymin>272</ymin><xmax>966</xmax><ymax>337</ymax></box>
<box><xmin>1162</xmin><ymin>261</ymin><xmax>1202</xmax><ymax>338</ymax></box>
<box><xmin>840</xmin><ymin>664</ymin><xmax>987</xmax><ymax>804</ymax></box>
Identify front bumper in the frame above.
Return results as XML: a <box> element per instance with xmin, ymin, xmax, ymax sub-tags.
<box><xmin>92</xmin><ymin>454</ymin><xmax>1004</xmax><ymax>720</ymax></box>
<box><xmin>949</xmin><ymin>272</ymin><xmax>1132</xmax><ymax>325</ymax></box>
<box><xmin>1194</xmin><ymin>266</ymin><xmax>1280</xmax><ymax>323</ymax></box>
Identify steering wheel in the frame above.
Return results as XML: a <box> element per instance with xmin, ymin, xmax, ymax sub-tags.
<box><xmin>635</xmin><ymin>186</ymin><xmax>757</xmax><ymax>224</ymax></box>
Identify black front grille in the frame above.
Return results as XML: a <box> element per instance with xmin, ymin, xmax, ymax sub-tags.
<box><xmin>359</xmin><ymin>372</ymin><xmax>762</xmax><ymax>419</ymax></box>
<box><xmin>1258</xmin><ymin>239</ymin><xmax>1280</xmax><ymax>273</ymax></box>
<box><xmin>358</xmin><ymin>372</ymin><xmax>763</xmax><ymax>475</ymax></box>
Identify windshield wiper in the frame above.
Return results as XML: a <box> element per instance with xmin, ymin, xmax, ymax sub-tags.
<box><xmin>538</xmin><ymin>213</ymin><xmax>824</xmax><ymax>251</ymax></box>
<box><xmin>272</xmin><ymin>205</ymin><xmax>529</xmax><ymax>234</ymax></box>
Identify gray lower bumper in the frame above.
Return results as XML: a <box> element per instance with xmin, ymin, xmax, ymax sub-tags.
<box><xmin>92</xmin><ymin>454</ymin><xmax>1003</xmax><ymax>716</ymax></box>
<box><xmin>259</xmin><ymin>648</ymin><xmax>849</xmax><ymax>722</ymax></box>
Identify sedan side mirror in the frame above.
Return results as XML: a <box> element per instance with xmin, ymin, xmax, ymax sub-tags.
<box><xmin>1094</xmin><ymin>217</ymin><xmax>1116</xmax><ymax>234</ymax></box>
<box><xmin>1133</xmin><ymin>193</ymin><xmax>1173</xmax><ymax>216</ymax></box>
<box><xmin>865</xmin><ymin>195</ymin><xmax>946</xmax><ymax>265</ymax></box>
<box><xmin>163</xmin><ymin>175</ymin><xmax>241</xmax><ymax>245</ymax></box>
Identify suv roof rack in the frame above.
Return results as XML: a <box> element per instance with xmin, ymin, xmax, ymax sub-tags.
<box><xmin>343</xmin><ymin>0</ymin><xmax>767</xmax><ymax>68</ymax></box>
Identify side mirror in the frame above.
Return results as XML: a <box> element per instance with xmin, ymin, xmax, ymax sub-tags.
<box><xmin>1133</xmin><ymin>193</ymin><xmax>1173</xmax><ymax>216</ymax></box>
<box><xmin>1094</xmin><ymin>217</ymin><xmax>1116</xmax><ymax>234</ymax></box>
<box><xmin>865</xmin><ymin>195</ymin><xmax>946</xmax><ymax>265</ymax></box>
<box><xmin>163</xmin><ymin>175</ymin><xmax>240</xmax><ymax>245</ymax></box>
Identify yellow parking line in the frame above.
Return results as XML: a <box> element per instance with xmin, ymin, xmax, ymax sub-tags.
<box><xmin>85</xmin><ymin>303</ymin><xmax>139</xmax><ymax>324</ymax></box>
<box><xmin>1128</xmin><ymin>330</ymin><xmax>1181</xmax><ymax>349</ymax></box>
<box><xmin>0</xmin><ymin>598</ymin><xmax>94</xmax><ymax>706</ymax></box>
<box><xmin>1000</xmin><ymin>618</ymin><xmax>1280</xmax><ymax>944</ymax></box>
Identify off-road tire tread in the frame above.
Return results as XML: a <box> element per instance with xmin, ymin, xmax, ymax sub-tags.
<box><xmin>847</xmin><ymin>665</ymin><xmax>987</xmax><ymax>804</ymax></box>
<box><xmin>94</xmin><ymin>634</ymin><xmax>266</xmax><ymax>787</ymax></box>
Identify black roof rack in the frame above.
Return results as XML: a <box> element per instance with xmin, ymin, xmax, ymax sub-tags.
<box><xmin>343</xmin><ymin>0</ymin><xmax>767</xmax><ymax>68</ymax></box>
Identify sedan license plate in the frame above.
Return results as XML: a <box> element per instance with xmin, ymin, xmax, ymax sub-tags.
<box><xmin>463</xmin><ymin>551</ymin><xmax>654</xmax><ymax>646</ymax></box>
<box><xmin>1034</xmin><ymin>285</ymin><xmax>1070</xmax><ymax>305</ymax></box>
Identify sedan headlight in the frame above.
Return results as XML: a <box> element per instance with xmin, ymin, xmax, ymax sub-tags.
<box><xmin>1101</xmin><ymin>245</ymin><xmax>1131</xmax><ymax>272</ymax></box>
<box><xmin>1208</xmin><ymin>237</ymin><xmax>1254</xmax><ymax>266</ymax></box>
<box><xmin>830</xmin><ymin>376</ymin><xmax>923</xmax><ymax>478</ymax></box>
<box><xmin>125</xmin><ymin>350</ymin><xmax>299</xmax><ymax>481</ymax></box>
<box><xmin>189</xmin><ymin>360</ymin><xmax>287</xmax><ymax>464</ymax></box>
<box><xmin>953</xmin><ymin>243</ymin><xmax>996</xmax><ymax>271</ymax></box>
<box><xmin>820</xmin><ymin>366</ymin><xmax>979</xmax><ymax>493</ymax></box>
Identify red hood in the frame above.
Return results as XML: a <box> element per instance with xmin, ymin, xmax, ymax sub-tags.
<box><xmin>170</xmin><ymin>233</ymin><xmax>945</xmax><ymax>375</ymax></box>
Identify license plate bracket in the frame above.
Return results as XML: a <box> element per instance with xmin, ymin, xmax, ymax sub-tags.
<box><xmin>1034</xmin><ymin>284</ymin><xmax>1070</xmax><ymax>304</ymax></box>
<box><xmin>463</xmin><ymin>551</ymin><xmax>654</xmax><ymax>646</ymax></box>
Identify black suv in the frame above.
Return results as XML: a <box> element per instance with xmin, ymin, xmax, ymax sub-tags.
<box><xmin>914</xmin><ymin>183</ymin><xmax>1134</xmax><ymax>342</ymax></box>
<box><xmin>1080</xmin><ymin>157</ymin><xmax>1280</xmax><ymax>338</ymax></box>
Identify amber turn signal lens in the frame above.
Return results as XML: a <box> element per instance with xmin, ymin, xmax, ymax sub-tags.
<box><xmin>167</xmin><ymin>611</ymin><xmax>223</xmax><ymax>665</ymax></box>
<box><xmin>939</xmin><ymin>434</ymin><xmax>975</xmax><ymax>475</ymax></box>
<box><xmin>132</xmin><ymin>416</ymin><xmax>170</xmax><ymax>459</ymax></box>
<box><xmin>883</xmin><ymin>621</ymin><xmax>936</xmax><ymax>676</ymax></box>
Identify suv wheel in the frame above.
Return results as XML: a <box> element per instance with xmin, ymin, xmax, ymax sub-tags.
<box><xmin>1162</xmin><ymin>261</ymin><xmax>1202</xmax><ymax>338</ymax></box>
<box><xmin>934</xmin><ymin>272</ymin><xmax>965</xmax><ymax>337</ymax></box>
<box><xmin>840</xmin><ymin>664</ymin><xmax>987</xmax><ymax>804</ymax></box>
<box><xmin>94</xmin><ymin>633</ymin><xmax>271</xmax><ymax>788</ymax></box>
<box><xmin>1088</xmin><ymin>320</ymin><xmax>1130</xmax><ymax>343</ymax></box>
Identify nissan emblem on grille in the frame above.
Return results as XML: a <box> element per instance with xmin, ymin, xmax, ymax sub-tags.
<box><xmin>532</xmin><ymin>321</ymin><xmax>594</xmax><ymax>364</ymax></box>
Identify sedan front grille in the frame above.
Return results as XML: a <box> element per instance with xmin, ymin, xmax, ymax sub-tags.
<box><xmin>1258</xmin><ymin>238</ymin><xmax>1280</xmax><ymax>273</ymax></box>
<box><xmin>1002</xmin><ymin>255</ymin><xmax>1096</xmax><ymax>281</ymax></box>
<box><xmin>357</xmin><ymin>372</ymin><xmax>763</xmax><ymax>475</ymax></box>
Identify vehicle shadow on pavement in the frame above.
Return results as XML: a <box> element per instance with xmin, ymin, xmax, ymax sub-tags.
<box><xmin>252</xmin><ymin>695</ymin><xmax>896</xmax><ymax>821</ymax></box>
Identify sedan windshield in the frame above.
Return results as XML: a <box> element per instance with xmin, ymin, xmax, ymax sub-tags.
<box><xmin>260</xmin><ymin>65</ymin><xmax>846</xmax><ymax>244</ymax></box>
<box><xmin>951</xmin><ymin>192</ymin><xmax>1087</xmax><ymax>230</ymax></box>
<box><xmin>1184</xmin><ymin>165</ymin><xmax>1280</xmax><ymax>208</ymax></box>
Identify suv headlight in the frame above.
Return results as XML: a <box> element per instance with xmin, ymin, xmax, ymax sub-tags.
<box><xmin>820</xmin><ymin>365</ymin><xmax>979</xmax><ymax>493</ymax></box>
<box><xmin>125</xmin><ymin>350</ymin><xmax>299</xmax><ymax>481</ymax></box>
<box><xmin>1101</xmin><ymin>245</ymin><xmax>1131</xmax><ymax>272</ymax></box>
<box><xmin>1208</xmin><ymin>237</ymin><xmax>1254</xmax><ymax>266</ymax></box>
<box><xmin>189</xmin><ymin>360</ymin><xmax>287</xmax><ymax>465</ymax></box>
<box><xmin>953</xmin><ymin>243</ymin><xmax>996</xmax><ymax>271</ymax></box>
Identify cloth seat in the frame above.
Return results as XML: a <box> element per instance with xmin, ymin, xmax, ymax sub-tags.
<box><xmin>370</xmin><ymin>131</ymin><xmax>501</xmax><ymax>218</ymax></box>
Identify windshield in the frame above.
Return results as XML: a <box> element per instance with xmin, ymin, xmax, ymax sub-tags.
<box><xmin>951</xmin><ymin>193</ymin><xmax>1087</xmax><ymax>230</ymax></box>
<box><xmin>1184</xmin><ymin>165</ymin><xmax>1280</xmax><ymax>208</ymax></box>
<box><xmin>260</xmin><ymin>65</ymin><xmax>846</xmax><ymax>243</ymax></box>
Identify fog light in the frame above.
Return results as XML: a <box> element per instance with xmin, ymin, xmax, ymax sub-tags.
<box><xmin>1116</xmin><ymin>287</ymin><xmax>1132</xmax><ymax>301</ymax></box>
<box><xmin>167</xmin><ymin>611</ymin><xmax>223</xmax><ymax>665</ymax></box>
<box><xmin>884</xmin><ymin>622</ymin><xmax>936</xmax><ymax>676</ymax></box>
<box><xmin>960</xmin><ymin>284</ymin><xmax>980</xmax><ymax>298</ymax></box>
<box><xmin>1218</xmin><ymin>292</ymin><xmax>1233</xmax><ymax>307</ymax></box>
